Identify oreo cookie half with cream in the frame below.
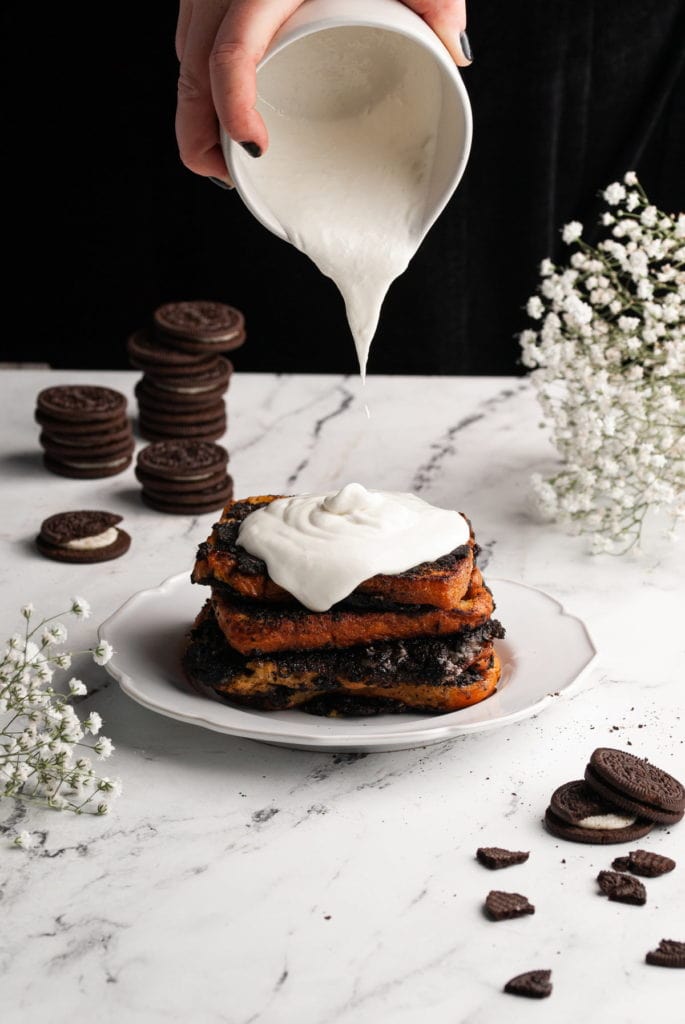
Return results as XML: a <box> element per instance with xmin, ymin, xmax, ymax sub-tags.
<box><xmin>544</xmin><ymin>780</ymin><xmax>654</xmax><ymax>844</ymax></box>
<box><xmin>36</xmin><ymin>511</ymin><xmax>131</xmax><ymax>563</ymax></box>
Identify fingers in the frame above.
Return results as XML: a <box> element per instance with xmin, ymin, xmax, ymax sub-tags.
<box><xmin>400</xmin><ymin>1</ymin><xmax>472</xmax><ymax>67</ymax></box>
<box><xmin>176</xmin><ymin>1</ymin><xmax>232</xmax><ymax>178</ymax></box>
<box><xmin>210</xmin><ymin>0</ymin><xmax>303</xmax><ymax>154</ymax></box>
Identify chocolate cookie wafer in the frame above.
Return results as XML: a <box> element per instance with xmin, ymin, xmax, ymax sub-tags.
<box><xmin>646</xmin><ymin>939</ymin><xmax>685</xmax><ymax>968</ymax></box>
<box><xmin>585</xmin><ymin>748</ymin><xmax>685</xmax><ymax>825</ymax></box>
<box><xmin>612</xmin><ymin>850</ymin><xmax>676</xmax><ymax>877</ymax></box>
<box><xmin>136</xmin><ymin>440</ymin><xmax>232</xmax><ymax>515</ymax></box>
<box><xmin>153</xmin><ymin>300</ymin><xmax>245</xmax><ymax>353</ymax></box>
<box><xmin>504</xmin><ymin>970</ymin><xmax>552</xmax><ymax>998</ymax></box>
<box><xmin>484</xmin><ymin>890</ymin><xmax>535</xmax><ymax>920</ymax></box>
<box><xmin>597</xmin><ymin>870</ymin><xmax>647</xmax><ymax>905</ymax></box>
<box><xmin>476</xmin><ymin>847</ymin><xmax>530</xmax><ymax>870</ymax></box>
<box><xmin>37</xmin><ymin>511</ymin><xmax>131</xmax><ymax>563</ymax></box>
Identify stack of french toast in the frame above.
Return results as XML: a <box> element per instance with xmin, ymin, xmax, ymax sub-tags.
<box><xmin>183</xmin><ymin>495</ymin><xmax>505</xmax><ymax>715</ymax></box>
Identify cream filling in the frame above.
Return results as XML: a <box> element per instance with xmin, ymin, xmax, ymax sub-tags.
<box><xmin>151</xmin><ymin>381</ymin><xmax>219</xmax><ymax>395</ymax></box>
<box><xmin>237</xmin><ymin>483</ymin><xmax>469</xmax><ymax>612</ymax></box>
<box><xmin>578</xmin><ymin>813</ymin><xmax>636</xmax><ymax>830</ymax></box>
<box><xmin>63</xmin><ymin>457</ymin><xmax>129</xmax><ymax>469</ymax></box>
<box><xmin>65</xmin><ymin>527</ymin><xmax>119</xmax><ymax>550</ymax></box>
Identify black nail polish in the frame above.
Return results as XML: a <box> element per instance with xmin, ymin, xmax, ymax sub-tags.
<box><xmin>240</xmin><ymin>140</ymin><xmax>262</xmax><ymax>158</ymax></box>
<box><xmin>208</xmin><ymin>176</ymin><xmax>233</xmax><ymax>190</ymax></box>
<box><xmin>459</xmin><ymin>31</ymin><xmax>473</xmax><ymax>63</ymax></box>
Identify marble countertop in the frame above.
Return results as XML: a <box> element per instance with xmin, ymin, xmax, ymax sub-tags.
<box><xmin>1</xmin><ymin>369</ymin><xmax>683</xmax><ymax>1024</ymax></box>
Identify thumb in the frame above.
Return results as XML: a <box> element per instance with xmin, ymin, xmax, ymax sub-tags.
<box><xmin>399</xmin><ymin>1</ymin><xmax>472</xmax><ymax>67</ymax></box>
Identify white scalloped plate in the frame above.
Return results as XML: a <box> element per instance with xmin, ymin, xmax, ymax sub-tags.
<box><xmin>100</xmin><ymin>573</ymin><xmax>597</xmax><ymax>752</ymax></box>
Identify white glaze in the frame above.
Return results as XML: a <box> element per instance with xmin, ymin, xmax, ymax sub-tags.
<box><xmin>66</xmin><ymin>526</ymin><xmax>119</xmax><ymax>551</ymax></box>
<box><xmin>236</xmin><ymin>482</ymin><xmax>468</xmax><ymax>611</ymax></box>
<box><xmin>248</xmin><ymin>27</ymin><xmax>440</xmax><ymax>378</ymax></box>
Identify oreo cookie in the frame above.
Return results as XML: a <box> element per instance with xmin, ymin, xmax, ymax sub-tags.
<box><xmin>138</xmin><ymin>411</ymin><xmax>226</xmax><ymax>443</ymax></box>
<box><xmin>37</xmin><ymin>511</ymin><xmax>131</xmax><ymax>563</ymax></box>
<box><xmin>544</xmin><ymin>779</ymin><xmax>654</xmax><ymax>845</ymax></box>
<box><xmin>141</xmin><ymin>477</ymin><xmax>233</xmax><ymax>515</ymax></box>
<box><xmin>127</xmin><ymin>329</ymin><xmax>219</xmax><ymax>376</ymax></box>
<box><xmin>135</xmin><ymin>358</ymin><xmax>232</xmax><ymax>410</ymax></box>
<box><xmin>35</xmin><ymin>385</ymin><xmax>134</xmax><ymax>478</ymax></box>
<box><xmin>585</xmin><ymin>748</ymin><xmax>685</xmax><ymax>825</ymax></box>
<box><xmin>484</xmin><ymin>890</ymin><xmax>535</xmax><ymax>921</ymax></box>
<box><xmin>136</xmin><ymin>440</ymin><xmax>232</xmax><ymax>515</ymax></box>
<box><xmin>37</xmin><ymin>385</ymin><xmax>126</xmax><ymax>422</ymax></box>
<box><xmin>43</xmin><ymin>452</ymin><xmax>134</xmax><ymax>479</ymax></box>
<box><xmin>646</xmin><ymin>939</ymin><xmax>685</xmax><ymax>968</ymax></box>
<box><xmin>476</xmin><ymin>847</ymin><xmax>530</xmax><ymax>870</ymax></box>
<box><xmin>153</xmin><ymin>300</ymin><xmax>245</xmax><ymax>353</ymax></box>
<box><xmin>504</xmin><ymin>970</ymin><xmax>552</xmax><ymax>998</ymax></box>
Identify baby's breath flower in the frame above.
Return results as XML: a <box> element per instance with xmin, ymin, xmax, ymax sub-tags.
<box><xmin>92</xmin><ymin>641</ymin><xmax>114</xmax><ymax>667</ymax></box>
<box><xmin>94</xmin><ymin>737</ymin><xmax>114</xmax><ymax>760</ymax></box>
<box><xmin>43</xmin><ymin>622</ymin><xmax>67</xmax><ymax>645</ymax></box>
<box><xmin>13</xmin><ymin>830</ymin><xmax>34</xmax><ymax>850</ymax></box>
<box><xmin>1</xmin><ymin>597</ymin><xmax>120</xmax><ymax>819</ymax></box>
<box><xmin>562</xmin><ymin>221</ymin><xmax>583</xmax><ymax>244</ymax></box>
<box><xmin>603</xmin><ymin>182</ymin><xmax>626</xmax><ymax>205</ymax></box>
<box><xmin>70</xmin><ymin>596</ymin><xmax>91</xmax><ymax>620</ymax></box>
<box><xmin>84</xmin><ymin>711</ymin><xmax>103</xmax><ymax>735</ymax></box>
<box><xmin>520</xmin><ymin>175</ymin><xmax>684</xmax><ymax>553</ymax></box>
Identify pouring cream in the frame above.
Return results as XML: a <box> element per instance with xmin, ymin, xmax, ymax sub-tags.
<box><xmin>237</xmin><ymin>483</ymin><xmax>469</xmax><ymax>611</ymax></box>
<box><xmin>242</xmin><ymin>26</ymin><xmax>442</xmax><ymax>379</ymax></box>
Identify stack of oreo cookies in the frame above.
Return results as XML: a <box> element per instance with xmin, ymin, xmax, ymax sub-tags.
<box><xmin>128</xmin><ymin>300</ymin><xmax>244</xmax><ymax>443</ymax></box>
<box><xmin>135</xmin><ymin>440</ymin><xmax>233</xmax><ymax>515</ymax></box>
<box><xmin>35</xmin><ymin>385</ymin><xmax>134</xmax><ymax>478</ymax></box>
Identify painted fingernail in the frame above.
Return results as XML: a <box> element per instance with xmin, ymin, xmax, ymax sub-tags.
<box><xmin>208</xmin><ymin>176</ymin><xmax>234</xmax><ymax>190</ymax></box>
<box><xmin>240</xmin><ymin>141</ymin><xmax>262</xmax><ymax>158</ymax></box>
<box><xmin>459</xmin><ymin>31</ymin><xmax>473</xmax><ymax>63</ymax></box>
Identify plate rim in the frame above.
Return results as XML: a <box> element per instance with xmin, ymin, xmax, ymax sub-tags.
<box><xmin>100</xmin><ymin>572</ymin><xmax>598</xmax><ymax>749</ymax></box>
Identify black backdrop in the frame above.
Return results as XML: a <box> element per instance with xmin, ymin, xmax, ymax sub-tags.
<box><xmin>2</xmin><ymin>2</ymin><xmax>684</xmax><ymax>375</ymax></box>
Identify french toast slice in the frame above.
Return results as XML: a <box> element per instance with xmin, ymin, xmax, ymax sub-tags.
<box><xmin>182</xmin><ymin>602</ymin><xmax>504</xmax><ymax>713</ymax></box>
<box><xmin>212</xmin><ymin>566</ymin><xmax>493</xmax><ymax>655</ymax></box>
<box><xmin>192</xmin><ymin>495</ymin><xmax>475</xmax><ymax>610</ymax></box>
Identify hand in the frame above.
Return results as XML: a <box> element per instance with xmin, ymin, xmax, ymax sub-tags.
<box><xmin>175</xmin><ymin>1</ymin><xmax>471</xmax><ymax>182</ymax></box>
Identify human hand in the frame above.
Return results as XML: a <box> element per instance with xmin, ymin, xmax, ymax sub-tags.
<box><xmin>175</xmin><ymin>1</ymin><xmax>471</xmax><ymax>182</ymax></box>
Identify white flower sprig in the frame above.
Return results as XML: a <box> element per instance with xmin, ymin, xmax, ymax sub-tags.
<box><xmin>520</xmin><ymin>173</ymin><xmax>685</xmax><ymax>553</ymax></box>
<box><xmin>1</xmin><ymin>597</ymin><xmax>121</xmax><ymax>836</ymax></box>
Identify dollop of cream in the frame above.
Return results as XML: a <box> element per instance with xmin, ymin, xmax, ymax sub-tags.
<box><xmin>237</xmin><ymin>483</ymin><xmax>469</xmax><ymax>611</ymax></box>
<box><xmin>66</xmin><ymin>527</ymin><xmax>118</xmax><ymax>550</ymax></box>
<box><xmin>578</xmin><ymin>813</ymin><xmax>636</xmax><ymax>830</ymax></box>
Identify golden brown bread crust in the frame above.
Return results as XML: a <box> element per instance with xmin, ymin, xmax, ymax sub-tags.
<box><xmin>212</xmin><ymin>566</ymin><xmax>493</xmax><ymax>655</ymax></box>
<box><xmin>192</xmin><ymin>494</ymin><xmax>475</xmax><ymax>609</ymax></box>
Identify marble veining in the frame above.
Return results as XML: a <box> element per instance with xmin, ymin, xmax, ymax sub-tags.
<box><xmin>0</xmin><ymin>370</ymin><xmax>683</xmax><ymax>1024</ymax></box>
